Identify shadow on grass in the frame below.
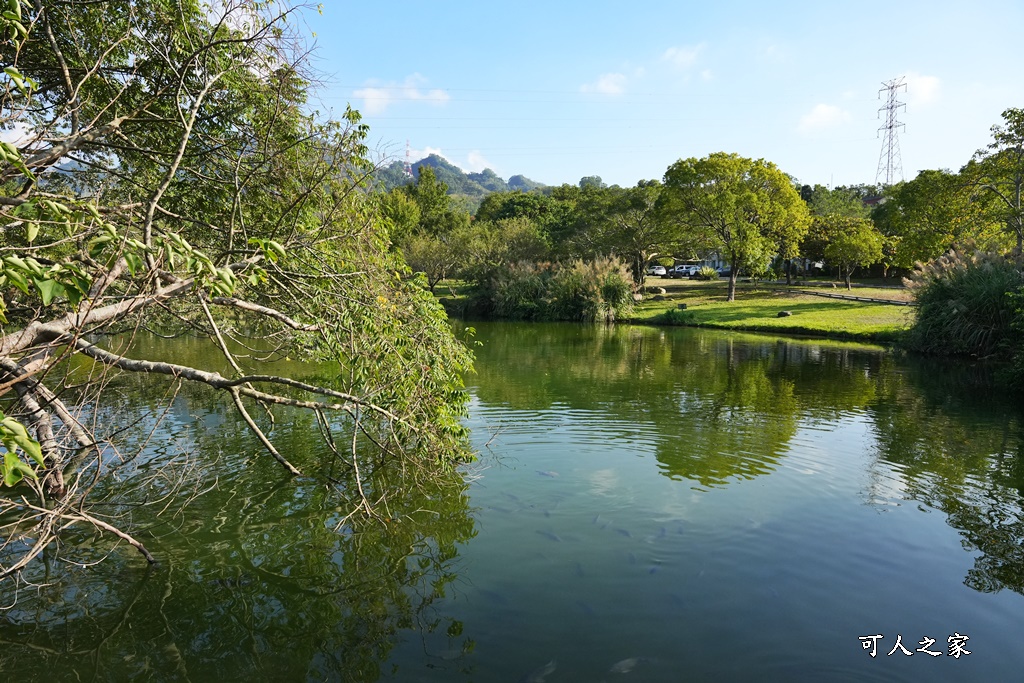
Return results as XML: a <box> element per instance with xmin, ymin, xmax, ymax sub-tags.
<box><xmin>693</xmin><ymin>299</ymin><xmax>871</xmax><ymax>323</ymax></box>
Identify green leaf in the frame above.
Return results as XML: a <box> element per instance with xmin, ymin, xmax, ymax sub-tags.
<box><xmin>267</xmin><ymin>240</ymin><xmax>287</xmax><ymax>260</ymax></box>
<box><xmin>88</xmin><ymin>234</ymin><xmax>114</xmax><ymax>258</ymax></box>
<box><xmin>32</xmin><ymin>278</ymin><xmax>65</xmax><ymax>306</ymax></box>
<box><xmin>3</xmin><ymin>450</ymin><xmax>37</xmax><ymax>486</ymax></box>
<box><xmin>11</xmin><ymin>433</ymin><xmax>43</xmax><ymax>466</ymax></box>
<box><xmin>5</xmin><ymin>268</ymin><xmax>28</xmax><ymax>294</ymax></box>
<box><xmin>124</xmin><ymin>252</ymin><xmax>144</xmax><ymax>276</ymax></box>
<box><xmin>72</xmin><ymin>275</ymin><xmax>92</xmax><ymax>297</ymax></box>
<box><xmin>1</xmin><ymin>417</ymin><xmax>43</xmax><ymax>467</ymax></box>
<box><xmin>65</xmin><ymin>284</ymin><xmax>84</xmax><ymax>307</ymax></box>
<box><xmin>25</xmin><ymin>221</ymin><xmax>38</xmax><ymax>243</ymax></box>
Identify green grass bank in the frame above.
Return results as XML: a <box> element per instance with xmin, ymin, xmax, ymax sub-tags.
<box><xmin>434</xmin><ymin>277</ymin><xmax>915</xmax><ymax>343</ymax></box>
<box><xmin>629</xmin><ymin>278</ymin><xmax>913</xmax><ymax>341</ymax></box>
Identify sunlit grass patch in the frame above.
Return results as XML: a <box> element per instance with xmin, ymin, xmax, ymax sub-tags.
<box><xmin>631</xmin><ymin>280</ymin><xmax>913</xmax><ymax>341</ymax></box>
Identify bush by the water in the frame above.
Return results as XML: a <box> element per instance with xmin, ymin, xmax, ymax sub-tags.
<box><xmin>903</xmin><ymin>247</ymin><xmax>1024</xmax><ymax>359</ymax></box>
<box><xmin>490</xmin><ymin>261</ymin><xmax>550</xmax><ymax>320</ymax></box>
<box><xmin>481</xmin><ymin>257</ymin><xmax>635</xmax><ymax>322</ymax></box>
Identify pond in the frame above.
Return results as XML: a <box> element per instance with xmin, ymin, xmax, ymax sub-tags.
<box><xmin>2</xmin><ymin>322</ymin><xmax>1023</xmax><ymax>681</ymax></box>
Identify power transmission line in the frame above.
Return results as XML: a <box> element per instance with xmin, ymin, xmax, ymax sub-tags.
<box><xmin>875</xmin><ymin>77</ymin><xmax>906</xmax><ymax>185</ymax></box>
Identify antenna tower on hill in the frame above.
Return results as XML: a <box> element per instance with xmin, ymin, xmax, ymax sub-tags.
<box><xmin>404</xmin><ymin>139</ymin><xmax>413</xmax><ymax>178</ymax></box>
<box><xmin>875</xmin><ymin>77</ymin><xmax>907</xmax><ymax>186</ymax></box>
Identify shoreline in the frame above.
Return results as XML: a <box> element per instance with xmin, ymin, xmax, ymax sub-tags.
<box><xmin>438</xmin><ymin>277</ymin><xmax>914</xmax><ymax>344</ymax></box>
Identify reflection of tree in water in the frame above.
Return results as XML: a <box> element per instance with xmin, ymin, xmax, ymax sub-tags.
<box><xmin>867</xmin><ymin>357</ymin><xmax>1024</xmax><ymax>595</ymax></box>
<box><xmin>470</xmin><ymin>322</ymin><xmax>884</xmax><ymax>487</ymax></box>
<box><xmin>472</xmin><ymin>321</ymin><xmax>1024</xmax><ymax>592</ymax></box>
<box><xmin>0</xmin><ymin>375</ymin><xmax>477</xmax><ymax>681</ymax></box>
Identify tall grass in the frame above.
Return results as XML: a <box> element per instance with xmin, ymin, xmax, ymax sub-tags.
<box><xmin>482</xmin><ymin>257</ymin><xmax>635</xmax><ymax>322</ymax></box>
<box><xmin>903</xmin><ymin>247</ymin><xmax>1024</xmax><ymax>358</ymax></box>
<box><xmin>490</xmin><ymin>262</ymin><xmax>551</xmax><ymax>320</ymax></box>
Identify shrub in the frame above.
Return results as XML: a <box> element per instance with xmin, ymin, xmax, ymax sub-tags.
<box><xmin>658</xmin><ymin>308</ymin><xmax>695</xmax><ymax>326</ymax></box>
<box><xmin>595</xmin><ymin>256</ymin><xmax>636</xmax><ymax>321</ymax></box>
<box><xmin>479</xmin><ymin>256</ymin><xmax>635</xmax><ymax>322</ymax></box>
<box><xmin>903</xmin><ymin>247</ymin><xmax>1024</xmax><ymax>358</ymax></box>
<box><xmin>697</xmin><ymin>266</ymin><xmax>719</xmax><ymax>280</ymax></box>
<box><xmin>548</xmin><ymin>260</ymin><xmax>598</xmax><ymax>321</ymax></box>
<box><xmin>489</xmin><ymin>261</ymin><xmax>552</xmax><ymax>320</ymax></box>
<box><xmin>548</xmin><ymin>256</ymin><xmax>635</xmax><ymax>322</ymax></box>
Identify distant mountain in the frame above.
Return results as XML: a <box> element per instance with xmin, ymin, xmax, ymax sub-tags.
<box><xmin>508</xmin><ymin>174</ymin><xmax>544</xmax><ymax>192</ymax></box>
<box><xmin>466</xmin><ymin>168</ymin><xmax>507</xmax><ymax>193</ymax></box>
<box><xmin>373</xmin><ymin>154</ymin><xmax>546</xmax><ymax>212</ymax></box>
<box><xmin>416</xmin><ymin>154</ymin><xmax>499</xmax><ymax>197</ymax></box>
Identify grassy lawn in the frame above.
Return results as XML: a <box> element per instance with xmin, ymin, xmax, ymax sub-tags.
<box><xmin>629</xmin><ymin>278</ymin><xmax>915</xmax><ymax>341</ymax></box>
<box><xmin>434</xmin><ymin>277</ymin><xmax>915</xmax><ymax>342</ymax></box>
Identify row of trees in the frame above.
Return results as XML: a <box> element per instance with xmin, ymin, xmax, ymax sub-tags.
<box><xmin>395</xmin><ymin>107</ymin><xmax>1024</xmax><ymax>306</ymax></box>
<box><xmin>875</xmin><ymin>111</ymin><xmax>1023</xmax><ymax>265</ymax></box>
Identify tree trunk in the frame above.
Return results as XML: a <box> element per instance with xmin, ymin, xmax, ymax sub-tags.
<box><xmin>785</xmin><ymin>259</ymin><xmax>793</xmax><ymax>286</ymax></box>
<box><xmin>634</xmin><ymin>255</ymin><xmax>646</xmax><ymax>287</ymax></box>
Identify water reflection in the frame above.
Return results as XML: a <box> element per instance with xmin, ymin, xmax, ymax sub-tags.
<box><xmin>468</xmin><ymin>323</ymin><xmax>885</xmax><ymax>488</ymax></box>
<box><xmin>0</xmin><ymin>374</ymin><xmax>477</xmax><ymax>682</ymax></box>
<box><xmin>3</xmin><ymin>323</ymin><xmax>1024</xmax><ymax>682</ymax></box>
<box><xmin>468</xmin><ymin>322</ymin><xmax>1024</xmax><ymax>595</ymax></box>
<box><xmin>866</xmin><ymin>356</ymin><xmax>1024</xmax><ymax>594</ymax></box>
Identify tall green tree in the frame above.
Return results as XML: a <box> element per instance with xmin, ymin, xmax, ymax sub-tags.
<box><xmin>607</xmin><ymin>181</ymin><xmax>660</xmax><ymax>283</ymax></box>
<box><xmin>662</xmin><ymin>153</ymin><xmax>810</xmax><ymax>301</ymax></box>
<box><xmin>406</xmin><ymin>166</ymin><xmax>470</xmax><ymax>236</ymax></box>
<box><xmin>871</xmin><ymin>170</ymin><xmax>1001</xmax><ymax>270</ymax></box>
<box><xmin>475</xmin><ymin>190</ymin><xmax>552</xmax><ymax>225</ymax></box>
<box><xmin>823</xmin><ymin>217</ymin><xmax>884</xmax><ymax>289</ymax></box>
<box><xmin>378</xmin><ymin>187</ymin><xmax>421</xmax><ymax>244</ymax></box>
<box><xmin>807</xmin><ymin>185</ymin><xmax>872</xmax><ymax>220</ymax></box>
<box><xmin>798</xmin><ymin>185</ymin><xmax>872</xmax><ymax>275</ymax></box>
<box><xmin>970</xmin><ymin>107</ymin><xmax>1024</xmax><ymax>253</ymax></box>
<box><xmin>460</xmin><ymin>217</ymin><xmax>549</xmax><ymax>282</ymax></box>
<box><xmin>583</xmin><ymin>181</ymin><xmax>690</xmax><ymax>286</ymax></box>
<box><xmin>0</xmin><ymin>0</ymin><xmax>472</xmax><ymax>581</ymax></box>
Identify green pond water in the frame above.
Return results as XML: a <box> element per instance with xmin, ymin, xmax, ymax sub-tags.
<box><xmin>2</xmin><ymin>321</ymin><xmax>1024</xmax><ymax>681</ymax></box>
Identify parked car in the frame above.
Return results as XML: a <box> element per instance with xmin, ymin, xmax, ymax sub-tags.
<box><xmin>646</xmin><ymin>265</ymin><xmax>667</xmax><ymax>276</ymax></box>
<box><xmin>668</xmin><ymin>265</ymin><xmax>698</xmax><ymax>278</ymax></box>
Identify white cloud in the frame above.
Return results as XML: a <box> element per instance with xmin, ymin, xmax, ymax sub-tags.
<box><xmin>406</xmin><ymin>148</ymin><xmax>492</xmax><ymax>174</ymax></box>
<box><xmin>662</xmin><ymin>44</ymin><xmax>704</xmax><ymax>69</ymax></box>
<box><xmin>465</xmin><ymin>151</ymin><xmax>492</xmax><ymax>173</ymax></box>
<box><xmin>353</xmin><ymin>74</ymin><xmax>449</xmax><ymax>115</ymax></box>
<box><xmin>798</xmin><ymin>103</ymin><xmax>852</xmax><ymax>133</ymax></box>
<box><xmin>903</xmin><ymin>72</ymin><xmax>941</xmax><ymax>106</ymax></box>
<box><xmin>700</xmin><ymin>69</ymin><xmax>713</xmax><ymax>82</ymax></box>
<box><xmin>410</xmin><ymin>146</ymin><xmax>446</xmax><ymax>162</ymax></box>
<box><xmin>580</xmin><ymin>73</ymin><xmax>627</xmax><ymax>96</ymax></box>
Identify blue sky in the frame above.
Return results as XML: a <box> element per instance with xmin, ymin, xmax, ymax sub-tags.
<box><xmin>304</xmin><ymin>0</ymin><xmax>1024</xmax><ymax>189</ymax></box>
